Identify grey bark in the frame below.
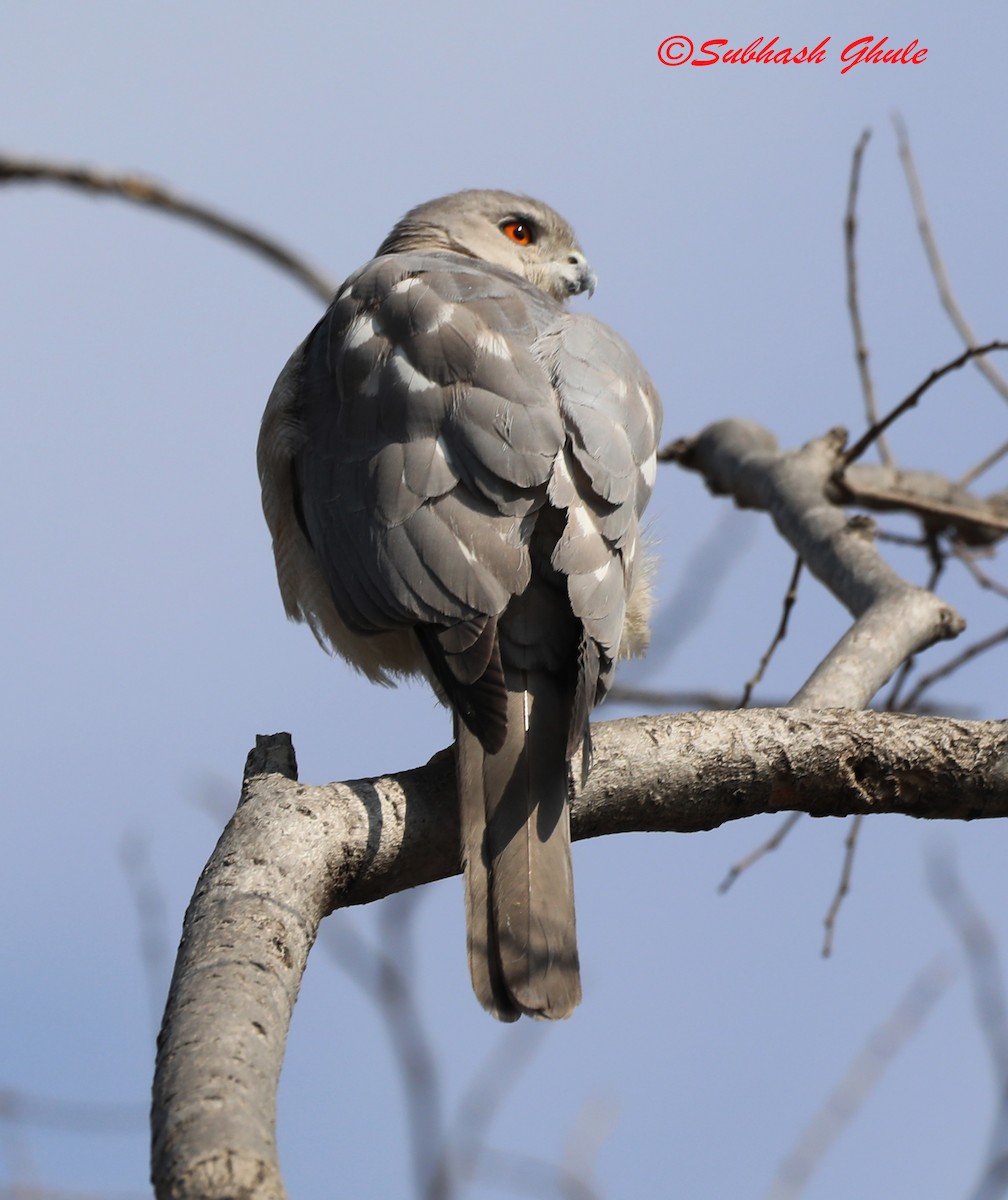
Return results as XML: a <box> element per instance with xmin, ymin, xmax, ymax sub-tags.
<box><xmin>152</xmin><ymin>419</ymin><xmax>991</xmax><ymax>1197</ymax></box>
<box><xmin>666</xmin><ymin>420</ymin><xmax>964</xmax><ymax>707</ymax></box>
<box><xmin>152</xmin><ymin>713</ymin><xmax>1008</xmax><ymax>1198</ymax></box>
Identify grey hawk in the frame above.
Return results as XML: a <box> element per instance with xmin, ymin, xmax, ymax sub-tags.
<box><xmin>258</xmin><ymin>189</ymin><xmax>661</xmax><ymax>1020</ymax></box>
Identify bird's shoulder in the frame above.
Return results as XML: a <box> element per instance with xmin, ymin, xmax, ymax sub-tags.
<box><xmin>329</xmin><ymin>248</ymin><xmax>564</xmax><ymax>346</ymax></box>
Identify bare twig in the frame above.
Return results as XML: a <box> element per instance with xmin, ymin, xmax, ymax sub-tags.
<box><xmin>894</xmin><ymin>117</ymin><xmax>1008</xmax><ymax>414</ymax></box>
<box><xmin>928</xmin><ymin>849</ymin><xmax>1008</xmax><ymax>1200</ymax></box>
<box><xmin>842</xmin><ymin>342</ymin><xmax>1008</xmax><ymax>468</ymax></box>
<box><xmin>0</xmin><ymin>1090</ymin><xmax>146</xmax><ymax>1133</ymax></box>
<box><xmin>765</xmin><ymin>954</ymin><xmax>954</xmax><ymax>1200</ymax></box>
<box><xmin>0</xmin><ymin>153</ymin><xmax>338</xmax><ymax>303</ymax></box>
<box><xmin>118</xmin><ymin>832</ymin><xmax>172</xmax><ymax>1035</ymax></box>
<box><xmin>718</xmin><ymin>813</ymin><xmax>802</xmax><ymax>894</ymax></box>
<box><xmin>821</xmin><ymin>815</ymin><xmax>864</xmax><ymax>957</ymax></box>
<box><xmin>901</xmin><ymin>626</ymin><xmax>1008</xmax><ymax>711</ymax></box>
<box><xmin>0</xmin><ymin>1189</ymin><xmax>150</xmax><ymax>1200</ymax></box>
<box><xmin>607</xmin><ymin>686</ymin><xmax>788</xmax><ymax>711</ymax></box>
<box><xmin>961</xmin><ymin>440</ymin><xmax>1008</xmax><ymax>490</ymax></box>
<box><xmin>668</xmin><ymin>421</ymin><xmax>964</xmax><ymax>709</ymax></box>
<box><xmin>377</xmin><ymin>897</ymin><xmax>447</xmax><ymax>1200</ymax></box>
<box><xmin>953</xmin><ymin>545</ymin><xmax>1008</xmax><ymax>602</ymax></box>
<box><xmin>672</xmin><ymin>419</ymin><xmax>960</xmax><ymax>903</ymax></box>
<box><xmin>467</xmin><ymin>1148</ymin><xmax>600</xmax><ymax>1200</ymax></box>
<box><xmin>562</xmin><ymin>1099</ymin><xmax>619</xmax><ymax>1200</ymax></box>
<box><xmin>875</xmin><ymin>529</ymin><xmax>929</xmax><ymax>548</ymax></box>
<box><xmin>928</xmin><ymin>850</ymin><xmax>1008</xmax><ymax>1075</ymax></box>
<box><xmin>844</xmin><ymin>129</ymin><xmax>891</xmax><ymax>464</ymax></box>
<box><xmin>740</xmin><ymin>556</ymin><xmax>803</xmax><ymax>707</ymax></box>
<box><xmin>430</xmin><ymin>1028</ymin><xmax>546</xmax><ymax>1198</ymax></box>
<box><xmin>320</xmin><ymin>900</ymin><xmax>447</xmax><ymax>1200</ymax></box>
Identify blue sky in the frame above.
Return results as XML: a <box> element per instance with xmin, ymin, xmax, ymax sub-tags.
<box><xmin>3</xmin><ymin>3</ymin><xmax>1007</xmax><ymax>1196</ymax></box>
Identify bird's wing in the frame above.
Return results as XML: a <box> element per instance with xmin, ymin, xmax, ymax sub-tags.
<box><xmin>286</xmin><ymin>251</ymin><xmax>568</xmax><ymax>746</ymax></box>
<box><xmin>534</xmin><ymin>311</ymin><xmax>663</xmax><ymax>753</ymax></box>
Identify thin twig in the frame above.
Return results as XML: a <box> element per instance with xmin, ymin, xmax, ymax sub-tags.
<box><xmin>0</xmin><ymin>1091</ymin><xmax>146</xmax><ymax>1133</ymax></box>
<box><xmin>842</xmin><ymin>342</ymin><xmax>1008</xmax><ymax>467</ymax></box>
<box><xmin>740</xmin><ymin>556</ymin><xmax>803</xmax><ymax>707</ymax></box>
<box><xmin>928</xmin><ymin>849</ymin><xmax>1008</xmax><ymax>1074</ymax></box>
<box><xmin>900</xmin><ymin>625</ymin><xmax>1008</xmax><ymax>711</ymax></box>
<box><xmin>765</xmin><ymin>954</ymin><xmax>954</xmax><ymax>1200</ymax></box>
<box><xmin>118</xmin><ymin>832</ymin><xmax>172</xmax><ymax>1036</ymax></box>
<box><xmin>960</xmin><ymin>439</ymin><xmax>1008</xmax><ymax>490</ymax></box>
<box><xmin>953</xmin><ymin>544</ymin><xmax>1008</xmax><ymax>602</ymax></box>
<box><xmin>822</xmin><ymin>814</ymin><xmax>864</xmax><ymax>957</ymax></box>
<box><xmin>844</xmin><ymin>129</ymin><xmax>891</xmax><ymax>464</ymax></box>
<box><xmin>0</xmin><ymin>153</ymin><xmax>338</xmax><ymax>303</ymax></box>
<box><xmin>430</xmin><ymin>1028</ymin><xmax>546</xmax><ymax>1198</ymax></box>
<box><xmin>718</xmin><ymin>813</ymin><xmax>802</xmax><ymax>894</ymax></box>
<box><xmin>894</xmin><ymin>116</ymin><xmax>1008</xmax><ymax>412</ymax></box>
<box><xmin>927</xmin><ymin>849</ymin><xmax>1008</xmax><ymax>1200</ymax></box>
<box><xmin>605</xmin><ymin>686</ymin><xmax>786</xmax><ymax>711</ymax></box>
<box><xmin>468</xmin><ymin>1148</ymin><xmax>601</xmax><ymax>1200</ymax></box>
<box><xmin>320</xmin><ymin>900</ymin><xmax>448</xmax><ymax>1200</ymax></box>
<box><xmin>875</xmin><ymin>529</ymin><xmax>929</xmax><ymax>548</ymax></box>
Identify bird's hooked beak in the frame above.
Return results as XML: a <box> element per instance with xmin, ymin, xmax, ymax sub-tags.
<box><xmin>564</xmin><ymin>251</ymin><xmax>597</xmax><ymax>298</ymax></box>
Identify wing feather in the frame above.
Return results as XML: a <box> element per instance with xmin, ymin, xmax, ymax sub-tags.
<box><xmin>271</xmin><ymin>249</ymin><xmax>661</xmax><ymax>743</ymax></box>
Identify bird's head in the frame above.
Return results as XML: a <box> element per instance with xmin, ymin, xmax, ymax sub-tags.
<box><xmin>375</xmin><ymin>189</ymin><xmax>597</xmax><ymax>304</ymax></box>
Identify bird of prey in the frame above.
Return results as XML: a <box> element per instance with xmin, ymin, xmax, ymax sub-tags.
<box><xmin>258</xmin><ymin>190</ymin><xmax>661</xmax><ymax>1020</ymax></box>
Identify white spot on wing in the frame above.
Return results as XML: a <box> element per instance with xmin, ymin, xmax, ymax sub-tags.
<box><xmin>433</xmin><ymin>434</ymin><xmax>454</xmax><ymax>470</ymax></box>
<box><xmin>547</xmin><ymin>451</ymin><xmax>576</xmax><ymax>507</ymax></box>
<box><xmin>475</xmin><ymin>329</ymin><xmax>513</xmax><ymax>360</ymax></box>
<box><xmin>426</xmin><ymin>302</ymin><xmax>455</xmax><ymax>332</ymax></box>
<box><xmin>639</xmin><ymin>386</ymin><xmax>656</xmax><ymax>436</ymax></box>
<box><xmin>390</xmin><ymin>348</ymin><xmax>435</xmax><ymax>394</ymax></box>
<box><xmin>388</xmin><ymin>277</ymin><xmax>455</xmax><ymax>333</ymax></box>
<box><xmin>640</xmin><ymin>454</ymin><xmax>657</xmax><ymax>488</ymax></box>
<box><xmin>573</xmin><ymin>503</ymin><xmax>597</xmax><ymax>536</ymax></box>
<box><xmin>456</xmin><ymin>537</ymin><xmax>480</xmax><ymax>567</ymax></box>
<box><xmin>344</xmin><ymin>314</ymin><xmax>379</xmax><ymax>351</ymax></box>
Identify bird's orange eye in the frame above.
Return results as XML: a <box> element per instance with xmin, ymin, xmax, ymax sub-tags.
<box><xmin>501</xmin><ymin>220</ymin><xmax>534</xmax><ymax>246</ymax></box>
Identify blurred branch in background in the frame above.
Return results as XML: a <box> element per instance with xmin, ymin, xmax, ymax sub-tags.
<box><xmin>0</xmin><ymin>1089</ymin><xmax>147</xmax><ymax>1200</ymax></box>
<box><xmin>323</xmin><ymin>897</ymin><xmax>597</xmax><ymax>1200</ymax></box>
<box><xmin>118</xmin><ymin>832</ymin><xmax>173</xmax><ymax>1035</ymax></box>
<box><xmin>844</xmin><ymin>127</ymin><xmax>891</xmax><ymax>464</ymax></box>
<box><xmin>893</xmin><ymin>117</ymin><xmax>1008</xmax><ymax>426</ymax></box>
<box><xmin>0</xmin><ymin>153</ymin><xmax>337</xmax><ymax>303</ymax></box>
<box><xmin>690</xmin><ymin>125</ymin><xmax>1008</xmax><ymax>949</ymax></box>
<box><xmin>765</xmin><ymin>953</ymin><xmax>955</xmax><ymax>1200</ymax></box>
<box><xmin>5</xmin><ymin>141</ymin><xmax>1006</xmax><ymax>1199</ymax></box>
<box><xmin>929</xmin><ymin>851</ymin><xmax>1008</xmax><ymax>1200</ymax></box>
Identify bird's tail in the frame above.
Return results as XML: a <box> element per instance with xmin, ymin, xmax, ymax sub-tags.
<box><xmin>456</xmin><ymin>669</ymin><xmax>581</xmax><ymax>1021</ymax></box>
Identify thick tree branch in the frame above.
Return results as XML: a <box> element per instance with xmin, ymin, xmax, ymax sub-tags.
<box><xmin>663</xmin><ymin>420</ymin><xmax>964</xmax><ymax>707</ymax></box>
<box><xmin>834</xmin><ymin>464</ymin><xmax>1008</xmax><ymax>546</ymax></box>
<box><xmin>152</xmin><ymin>713</ymin><xmax>1008</xmax><ymax>1198</ymax></box>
